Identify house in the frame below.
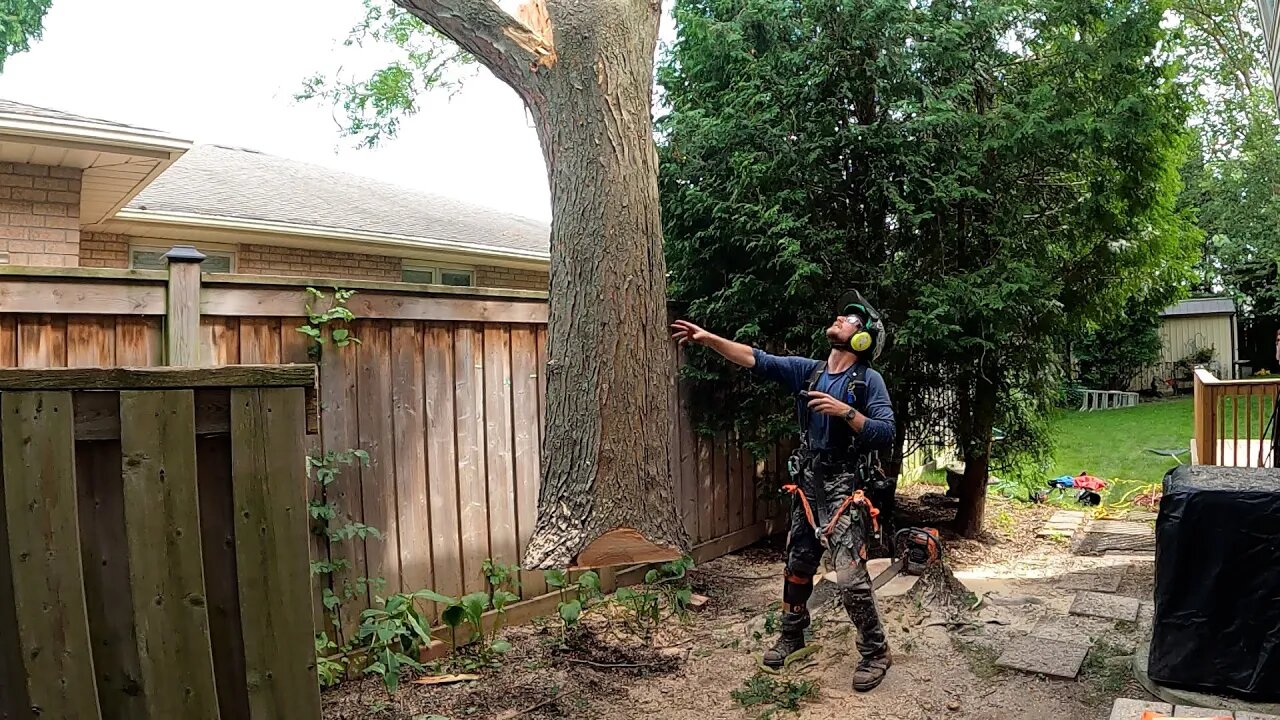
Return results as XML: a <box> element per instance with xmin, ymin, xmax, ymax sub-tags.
<box><xmin>0</xmin><ymin>99</ymin><xmax>550</xmax><ymax>290</ymax></box>
<box><xmin>1132</xmin><ymin>296</ymin><xmax>1241</xmax><ymax>392</ymax></box>
<box><xmin>1259</xmin><ymin>0</ymin><xmax>1280</xmax><ymax>108</ymax></box>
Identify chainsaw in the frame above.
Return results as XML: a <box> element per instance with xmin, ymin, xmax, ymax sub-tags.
<box><xmin>870</xmin><ymin>527</ymin><xmax>944</xmax><ymax>590</ymax></box>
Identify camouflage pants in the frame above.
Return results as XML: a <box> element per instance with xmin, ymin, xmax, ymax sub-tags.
<box><xmin>784</xmin><ymin>458</ymin><xmax>888</xmax><ymax>660</ymax></box>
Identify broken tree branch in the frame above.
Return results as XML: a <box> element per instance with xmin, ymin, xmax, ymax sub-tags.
<box><xmin>393</xmin><ymin>0</ymin><xmax>554</xmax><ymax>106</ymax></box>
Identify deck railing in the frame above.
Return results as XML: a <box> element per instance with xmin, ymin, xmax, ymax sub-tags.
<box><xmin>1192</xmin><ymin>368</ymin><xmax>1280</xmax><ymax>467</ymax></box>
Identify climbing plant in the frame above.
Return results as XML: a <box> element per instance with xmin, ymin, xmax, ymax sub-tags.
<box><xmin>297</xmin><ymin>287</ymin><xmax>360</xmax><ymax>361</ymax></box>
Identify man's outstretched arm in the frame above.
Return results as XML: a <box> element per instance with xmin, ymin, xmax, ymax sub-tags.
<box><xmin>670</xmin><ymin>319</ymin><xmax>757</xmax><ymax>367</ymax></box>
<box><xmin>672</xmin><ymin>319</ymin><xmax>819</xmax><ymax>393</ymax></box>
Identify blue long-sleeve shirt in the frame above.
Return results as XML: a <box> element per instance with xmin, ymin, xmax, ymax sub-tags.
<box><xmin>751</xmin><ymin>348</ymin><xmax>896</xmax><ymax>453</ymax></box>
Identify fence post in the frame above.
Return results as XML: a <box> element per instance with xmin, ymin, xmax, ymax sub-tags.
<box><xmin>164</xmin><ymin>245</ymin><xmax>205</xmax><ymax>366</ymax></box>
<box><xmin>1193</xmin><ymin>369</ymin><xmax>1217</xmax><ymax>465</ymax></box>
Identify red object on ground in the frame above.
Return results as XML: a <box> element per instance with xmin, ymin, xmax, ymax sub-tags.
<box><xmin>1073</xmin><ymin>473</ymin><xmax>1106</xmax><ymax>491</ymax></box>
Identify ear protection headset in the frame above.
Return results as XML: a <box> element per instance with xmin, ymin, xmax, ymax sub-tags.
<box><xmin>843</xmin><ymin>304</ymin><xmax>874</xmax><ymax>353</ymax></box>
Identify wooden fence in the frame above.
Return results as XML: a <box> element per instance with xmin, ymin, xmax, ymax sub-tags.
<box><xmin>0</xmin><ymin>365</ymin><xmax>321</xmax><ymax>720</ymax></box>
<box><xmin>0</xmin><ymin>263</ymin><xmax>786</xmax><ymax>641</ymax></box>
<box><xmin>1192</xmin><ymin>368</ymin><xmax>1280</xmax><ymax>467</ymax></box>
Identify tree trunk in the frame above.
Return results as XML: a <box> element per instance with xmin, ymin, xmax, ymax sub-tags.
<box><xmin>954</xmin><ymin>374</ymin><xmax>996</xmax><ymax>537</ymax></box>
<box><xmin>397</xmin><ymin>0</ymin><xmax>688</xmax><ymax>569</ymax></box>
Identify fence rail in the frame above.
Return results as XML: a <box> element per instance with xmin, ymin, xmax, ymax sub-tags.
<box><xmin>0</xmin><ymin>261</ymin><xmax>785</xmax><ymax>645</ymax></box>
<box><xmin>0</xmin><ymin>366</ymin><xmax>321</xmax><ymax>720</ymax></box>
<box><xmin>1192</xmin><ymin>368</ymin><xmax>1280</xmax><ymax>467</ymax></box>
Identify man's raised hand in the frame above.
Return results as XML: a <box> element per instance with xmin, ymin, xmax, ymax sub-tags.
<box><xmin>805</xmin><ymin>390</ymin><xmax>853</xmax><ymax>419</ymax></box>
<box><xmin>671</xmin><ymin>319</ymin><xmax>711</xmax><ymax>347</ymax></box>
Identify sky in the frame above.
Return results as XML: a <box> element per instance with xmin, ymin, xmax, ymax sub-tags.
<box><xmin>0</xmin><ymin>0</ymin><xmax>576</xmax><ymax>222</ymax></box>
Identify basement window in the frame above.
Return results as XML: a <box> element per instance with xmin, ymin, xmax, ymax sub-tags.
<box><xmin>401</xmin><ymin>261</ymin><xmax>474</xmax><ymax>287</ymax></box>
<box><xmin>130</xmin><ymin>246</ymin><xmax>234</xmax><ymax>273</ymax></box>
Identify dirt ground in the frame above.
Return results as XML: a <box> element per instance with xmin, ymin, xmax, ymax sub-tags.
<box><xmin>323</xmin><ymin>487</ymin><xmax>1157</xmax><ymax>720</ymax></box>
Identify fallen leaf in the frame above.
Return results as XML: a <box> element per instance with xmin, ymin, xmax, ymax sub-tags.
<box><xmin>412</xmin><ymin>673</ymin><xmax>480</xmax><ymax>686</ymax></box>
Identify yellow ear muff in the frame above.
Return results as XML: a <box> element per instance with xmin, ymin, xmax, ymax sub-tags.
<box><xmin>851</xmin><ymin>331</ymin><xmax>872</xmax><ymax>352</ymax></box>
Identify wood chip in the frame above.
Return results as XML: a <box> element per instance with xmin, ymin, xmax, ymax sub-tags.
<box><xmin>687</xmin><ymin>593</ymin><xmax>710</xmax><ymax>612</ymax></box>
<box><xmin>412</xmin><ymin>673</ymin><xmax>480</xmax><ymax>685</ymax></box>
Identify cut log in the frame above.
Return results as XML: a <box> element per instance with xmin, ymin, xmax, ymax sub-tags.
<box><xmin>570</xmin><ymin>528</ymin><xmax>681</xmax><ymax>569</ymax></box>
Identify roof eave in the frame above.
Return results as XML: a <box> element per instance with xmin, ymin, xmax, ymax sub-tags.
<box><xmin>0</xmin><ymin>112</ymin><xmax>191</xmax><ymax>158</ymax></box>
<box><xmin>112</xmin><ymin>208</ymin><xmax>552</xmax><ymax>265</ymax></box>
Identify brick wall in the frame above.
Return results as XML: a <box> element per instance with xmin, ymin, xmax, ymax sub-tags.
<box><xmin>475</xmin><ymin>265</ymin><xmax>549</xmax><ymax>291</ymax></box>
<box><xmin>72</xmin><ymin>234</ymin><xmax>549</xmax><ymax>292</ymax></box>
<box><xmin>238</xmin><ymin>243</ymin><xmax>400</xmax><ymax>281</ymax></box>
<box><xmin>0</xmin><ymin>163</ymin><xmax>81</xmax><ymax>267</ymax></box>
<box><xmin>80</xmin><ymin>232</ymin><xmax>130</xmax><ymax>268</ymax></box>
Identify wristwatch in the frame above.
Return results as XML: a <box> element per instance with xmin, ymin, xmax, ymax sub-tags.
<box><xmin>843</xmin><ymin>408</ymin><xmax>856</xmax><ymax>422</ymax></box>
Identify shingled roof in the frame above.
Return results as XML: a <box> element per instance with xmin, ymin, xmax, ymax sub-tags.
<box><xmin>126</xmin><ymin>144</ymin><xmax>550</xmax><ymax>259</ymax></box>
<box><xmin>0</xmin><ymin>98</ymin><xmax>168</xmax><ymax>133</ymax></box>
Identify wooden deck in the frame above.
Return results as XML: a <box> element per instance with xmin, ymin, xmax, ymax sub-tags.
<box><xmin>1191</xmin><ymin>438</ymin><xmax>1275</xmax><ymax>468</ymax></box>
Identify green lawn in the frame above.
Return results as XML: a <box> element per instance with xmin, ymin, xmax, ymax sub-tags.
<box><xmin>912</xmin><ymin>398</ymin><xmax>1194</xmax><ymax>503</ymax></box>
<box><xmin>1047</xmin><ymin>397</ymin><xmax>1192</xmax><ymax>502</ymax></box>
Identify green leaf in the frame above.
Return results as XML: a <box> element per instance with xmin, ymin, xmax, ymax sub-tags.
<box><xmin>644</xmin><ymin>569</ymin><xmax>659</xmax><ymax>584</ymax></box>
<box><xmin>578</xmin><ymin>571</ymin><xmax>601</xmax><ymax>595</ymax></box>
<box><xmin>558</xmin><ymin>600</ymin><xmax>582</xmax><ymax>625</ymax></box>
<box><xmin>332</xmin><ymin>328</ymin><xmax>350</xmax><ymax>342</ymax></box>
<box><xmin>492</xmin><ymin>589</ymin><xmax>519</xmax><ymax>612</ymax></box>
<box><xmin>490</xmin><ymin>639</ymin><xmax>513</xmax><ymax>654</ymax></box>
<box><xmin>441</xmin><ymin>604</ymin><xmax>465</xmax><ymax>629</ymax></box>
<box><xmin>544</xmin><ymin>569</ymin><xmax>567</xmax><ymax>589</ymax></box>
<box><xmin>411</xmin><ymin>589</ymin><xmax>458</xmax><ymax>606</ymax></box>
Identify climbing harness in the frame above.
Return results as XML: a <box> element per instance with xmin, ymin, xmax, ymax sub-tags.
<box><xmin>782</xmin><ymin>484</ymin><xmax>879</xmax><ymax>548</ymax></box>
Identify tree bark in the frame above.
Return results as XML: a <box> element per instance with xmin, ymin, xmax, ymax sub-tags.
<box><xmin>954</xmin><ymin>373</ymin><xmax>996</xmax><ymax>537</ymax></box>
<box><xmin>396</xmin><ymin>0</ymin><xmax>687</xmax><ymax>569</ymax></box>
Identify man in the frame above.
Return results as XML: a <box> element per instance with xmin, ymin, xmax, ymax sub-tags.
<box><xmin>671</xmin><ymin>293</ymin><xmax>896</xmax><ymax>692</ymax></box>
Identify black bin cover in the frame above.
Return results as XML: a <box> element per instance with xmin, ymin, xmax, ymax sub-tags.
<box><xmin>1149</xmin><ymin>464</ymin><xmax>1280</xmax><ymax>700</ymax></box>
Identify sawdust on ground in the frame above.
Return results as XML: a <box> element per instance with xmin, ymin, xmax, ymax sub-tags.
<box><xmin>322</xmin><ymin>487</ymin><xmax>1157</xmax><ymax>720</ymax></box>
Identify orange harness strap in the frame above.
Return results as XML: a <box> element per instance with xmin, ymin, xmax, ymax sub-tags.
<box><xmin>782</xmin><ymin>485</ymin><xmax>880</xmax><ymax>542</ymax></box>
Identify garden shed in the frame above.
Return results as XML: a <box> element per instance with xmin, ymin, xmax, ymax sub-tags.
<box><xmin>1132</xmin><ymin>296</ymin><xmax>1240</xmax><ymax>392</ymax></box>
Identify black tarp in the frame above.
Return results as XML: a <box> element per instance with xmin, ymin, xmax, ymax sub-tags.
<box><xmin>1149</xmin><ymin>464</ymin><xmax>1280</xmax><ymax>700</ymax></box>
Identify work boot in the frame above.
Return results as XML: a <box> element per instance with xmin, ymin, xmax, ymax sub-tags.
<box><xmin>762</xmin><ymin>631</ymin><xmax>806</xmax><ymax>668</ymax></box>
<box><xmin>852</xmin><ymin>651</ymin><xmax>892</xmax><ymax>692</ymax></box>
<box><xmin>762</xmin><ymin>612</ymin><xmax>809</xmax><ymax>668</ymax></box>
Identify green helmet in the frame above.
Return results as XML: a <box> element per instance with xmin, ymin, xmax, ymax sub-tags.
<box><xmin>835</xmin><ymin>290</ymin><xmax>885</xmax><ymax>362</ymax></box>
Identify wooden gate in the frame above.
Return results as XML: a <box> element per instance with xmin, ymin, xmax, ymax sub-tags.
<box><xmin>0</xmin><ymin>365</ymin><xmax>321</xmax><ymax>720</ymax></box>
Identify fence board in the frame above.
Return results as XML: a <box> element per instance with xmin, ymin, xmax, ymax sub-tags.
<box><xmin>697</xmin><ymin>435</ymin><xmax>713</xmax><ymax>543</ymax></box>
<box><xmin>484</xmin><ymin>326</ymin><xmax>520</xmax><ymax>583</ymax></box>
<box><xmin>424</xmin><ymin>325</ymin><xmax>464</xmax><ymax>606</ymax></box>
<box><xmin>196</xmin><ymin>434</ymin><xmax>250</xmax><ymax>720</ymax></box>
<box><xmin>17</xmin><ymin>315</ymin><xmax>66</xmax><ymax>368</ymax></box>
<box><xmin>318</xmin><ymin>325</ymin><xmax>367</xmax><ymax>639</ymax></box>
<box><xmin>120</xmin><ymin>390</ymin><xmax>220</xmax><ymax>719</ymax></box>
<box><xmin>230</xmin><ymin>387</ymin><xmax>323</xmax><ymax>720</ymax></box>
<box><xmin>75</xmin><ymin>436</ymin><xmax>142</xmax><ymax>720</ymax></box>
<box><xmin>201</xmin><ymin>318</ymin><xmax>240</xmax><ymax>366</ymax></box>
<box><xmin>742</xmin><ymin>445</ymin><xmax>756</xmax><ymax>528</ymax></box>
<box><xmin>67</xmin><ymin>316</ymin><xmax>115</xmax><ymax>367</ymax></box>
<box><xmin>239</xmin><ymin>318</ymin><xmax>282</xmax><ymax>365</ymax></box>
<box><xmin>115</xmin><ymin>317</ymin><xmax>162</xmax><ymax>366</ymax></box>
<box><xmin>357</xmin><ymin>322</ymin><xmax>401</xmax><ymax>596</ymax></box>
<box><xmin>729</xmin><ymin>435</ymin><xmax>744</xmax><ymax>533</ymax></box>
<box><xmin>0</xmin><ymin>391</ymin><xmax>102</xmax><ymax>720</ymax></box>
<box><xmin>713</xmin><ymin>433</ymin><xmax>730</xmax><ymax>538</ymax></box>
<box><xmin>454</xmin><ymin>325</ymin><xmax>490</xmax><ymax>594</ymax></box>
<box><xmin>0</xmin><ymin>318</ymin><xmax>13</xmax><ymax>368</ymax></box>
<box><xmin>280</xmin><ymin>320</ymin><xmax>311</xmax><ymax>365</ymax></box>
<box><xmin>677</xmin><ymin>381</ymin><xmax>698</xmax><ymax>543</ymax></box>
<box><xmin>510</xmin><ymin>326</ymin><xmax>545</xmax><ymax>598</ymax></box>
<box><xmin>0</xmin><ymin>408</ymin><xmax>29</xmax><ymax>719</ymax></box>
<box><xmin>392</xmin><ymin>323</ymin><xmax>433</xmax><ymax>605</ymax></box>
<box><xmin>536</xmin><ymin>327</ymin><xmax>547</xmax><ymax>444</ymax></box>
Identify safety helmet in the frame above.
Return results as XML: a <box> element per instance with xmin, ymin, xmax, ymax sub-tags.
<box><xmin>835</xmin><ymin>290</ymin><xmax>886</xmax><ymax>362</ymax></box>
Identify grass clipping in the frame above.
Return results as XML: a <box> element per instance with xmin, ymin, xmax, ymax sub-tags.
<box><xmin>908</xmin><ymin>560</ymin><xmax>978</xmax><ymax>628</ymax></box>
